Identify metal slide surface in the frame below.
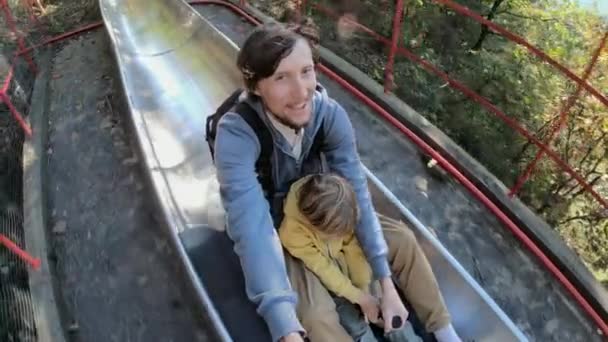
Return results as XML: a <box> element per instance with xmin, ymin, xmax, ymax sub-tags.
<box><xmin>98</xmin><ymin>0</ymin><xmax>527</xmax><ymax>340</ymax></box>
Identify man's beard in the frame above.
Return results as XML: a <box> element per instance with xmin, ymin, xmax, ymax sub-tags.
<box><xmin>269</xmin><ymin>111</ymin><xmax>308</xmax><ymax>131</ymax></box>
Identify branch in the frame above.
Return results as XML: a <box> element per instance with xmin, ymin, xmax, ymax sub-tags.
<box><xmin>569</xmin><ymin>174</ymin><xmax>602</xmax><ymax>199</ymax></box>
<box><xmin>553</xmin><ymin>130</ymin><xmax>607</xmax><ymax>196</ymax></box>
<box><xmin>559</xmin><ymin>215</ymin><xmax>593</xmax><ymax>225</ymax></box>
<box><xmin>511</xmin><ymin>117</ymin><xmax>555</xmax><ymax>164</ymax></box>
<box><xmin>563</xmin><ymin>118</ymin><xmax>574</xmax><ymax>164</ymax></box>
<box><xmin>472</xmin><ymin>0</ymin><xmax>505</xmax><ymax>51</ymax></box>
<box><xmin>500</xmin><ymin>11</ymin><xmax>559</xmax><ymax>23</ymax></box>
<box><xmin>578</xmin><ymin>131</ymin><xmax>607</xmax><ymax>169</ymax></box>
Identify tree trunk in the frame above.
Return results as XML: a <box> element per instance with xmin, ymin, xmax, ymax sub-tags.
<box><xmin>472</xmin><ymin>0</ymin><xmax>505</xmax><ymax>51</ymax></box>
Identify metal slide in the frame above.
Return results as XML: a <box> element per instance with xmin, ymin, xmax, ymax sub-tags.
<box><xmin>98</xmin><ymin>0</ymin><xmax>527</xmax><ymax>341</ymax></box>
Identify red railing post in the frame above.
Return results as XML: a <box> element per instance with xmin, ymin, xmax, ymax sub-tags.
<box><xmin>384</xmin><ymin>0</ymin><xmax>405</xmax><ymax>93</ymax></box>
<box><xmin>239</xmin><ymin>0</ymin><xmax>246</xmax><ymax>7</ymax></box>
<box><xmin>508</xmin><ymin>31</ymin><xmax>608</xmax><ymax>198</ymax></box>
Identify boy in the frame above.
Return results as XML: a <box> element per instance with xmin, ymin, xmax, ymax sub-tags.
<box><xmin>279</xmin><ymin>173</ymin><xmax>422</xmax><ymax>342</ymax></box>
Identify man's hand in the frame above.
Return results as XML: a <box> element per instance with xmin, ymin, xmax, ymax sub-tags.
<box><xmin>279</xmin><ymin>332</ymin><xmax>304</xmax><ymax>342</ymax></box>
<box><xmin>357</xmin><ymin>292</ymin><xmax>380</xmax><ymax>324</ymax></box>
<box><xmin>379</xmin><ymin>277</ymin><xmax>409</xmax><ymax>333</ymax></box>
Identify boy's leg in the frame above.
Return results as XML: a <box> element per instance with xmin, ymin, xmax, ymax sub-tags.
<box><xmin>377</xmin><ymin>213</ymin><xmax>452</xmax><ymax>333</ymax></box>
<box><xmin>284</xmin><ymin>252</ymin><xmax>353</xmax><ymax>342</ymax></box>
<box><xmin>333</xmin><ymin>296</ymin><xmax>377</xmax><ymax>342</ymax></box>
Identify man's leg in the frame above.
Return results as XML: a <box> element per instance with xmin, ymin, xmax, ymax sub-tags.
<box><xmin>377</xmin><ymin>213</ymin><xmax>451</xmax><ymax>333</ymax></box>
<box><xmin>284</xmin><ymin>252</ymin><xmax>353</xmax><ymax>342</ymax></box>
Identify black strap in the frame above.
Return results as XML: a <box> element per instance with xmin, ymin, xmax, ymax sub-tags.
<box><xmin>233</xmin><ymin>102</ymin><xmax>275</xmax><ymax>198</ymax></box>
<box><xmin>205</xmin><ymin>89</ymin><xmax>245</xmax><ymax>159</ymax></box>
<box><xmin>310</xmin><ymin>121</ymin><xmax>325</xmax><ymax>155</ymax></box>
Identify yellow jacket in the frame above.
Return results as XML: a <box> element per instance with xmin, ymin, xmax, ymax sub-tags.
<box><xmin>278</xmin><ymin>176</ymin><xmax>372</xmax><ymax>304</ymax></box>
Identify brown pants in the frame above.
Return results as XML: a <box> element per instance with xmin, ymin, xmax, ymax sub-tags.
<box><xmin>285</xmin><ymin>213</ymin><xmax>451</xmax><ymax>342</ymax></box>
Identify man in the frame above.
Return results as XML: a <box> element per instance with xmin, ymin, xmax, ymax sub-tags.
<box><xmin>214</xmin><ymin>22</ymin><xmax>460</xmax><ymax>342</ymax></box>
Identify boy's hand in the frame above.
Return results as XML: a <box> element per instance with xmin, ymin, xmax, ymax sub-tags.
<box><xmin>357</xmin><ymin>293</ymin><xmax>380</xmax><ymax>324</ymax></box>
<box><xmin>379</xmin><ymin>277</ymin><xmax>409</xmax><ymax>333</ymax></box>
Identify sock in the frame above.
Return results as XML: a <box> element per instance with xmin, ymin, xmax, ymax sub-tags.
<box><xmin>434</xmin><ymin>323</ymin><xmax>462</xmax><ymax>342</ymax></box>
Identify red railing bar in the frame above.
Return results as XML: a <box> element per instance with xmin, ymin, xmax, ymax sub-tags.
<box><xmin>433</xmin><ymin>0</ymin><xmax>608</xmax><ymax>109</ymax></box>
<box><xmin>1</xmin><ymin>66</ymin><xmax>13</xmax><ymax>94</ymax></box>
<box><xmin>311</xmin><ymin>2</ymin><xmax>608</xmax><ymax>210</ymax></box>
<box><xmin>0</xmin><ymin>233</ymin><xmax>40</xmax><ymax>269</ymax></box>
<box><xmin>384</xmin><ymin>0</ymin><xmax>405</xmax><ymax>93</ymax></box>
<box><xmin>194</xmin><ymin>0</ymin><xmax>608</xmax><ymax>335</ymax></box>
<box><xmin>16</xmin><ymin>21</ymin><xmax>104</xmax><ymax>56</ymax></box>
<box><xmin>509</xmin><ymin>32</ymin><xmax>608</xmax><ymax>197</ymax></box>
<box><xmin>0</xmin><ymin>92</ymin><xmax>33</xmax><ymax>137</ymax></box>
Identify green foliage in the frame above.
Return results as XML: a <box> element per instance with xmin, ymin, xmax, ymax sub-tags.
<box><xmin>253</xmin><ymin>0</ymin><xmax>608</xmax><ymax>282</ymax></box>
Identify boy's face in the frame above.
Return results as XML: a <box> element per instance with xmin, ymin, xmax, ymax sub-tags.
<box><xmin>254</xmin><ymin>39</ymin><xmax>317</xmax><ymax>130</ymax></box>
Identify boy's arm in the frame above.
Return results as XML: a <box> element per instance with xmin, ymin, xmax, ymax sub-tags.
<box><xmin>342</xmin><ymin>232</ymin><xmax>373</xmax><ymax>291</ymax></box>
<box><xmin>279</xmin><ymin>219</ymin><xmax>365</xmax><ymax>304</ymax></box>
<box><xmin>215</xmin><ymin>113</ymin><xmax>303</xmax><ymax>342</ymax></box>
<box><xmin>321</xmin><ymin>100</ymin><xmax>391</xmax><ymax>280</ymax></box>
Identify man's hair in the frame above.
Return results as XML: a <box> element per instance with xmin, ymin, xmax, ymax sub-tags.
<box><xmin>236</xmin><ymin>19</ymin><xmax>320</xmax><ymax>92</ymax></box>
<box><xmin>297</xmin><ymin>174</ymin><xmax>359</xmax><ymax>237</ymax></box>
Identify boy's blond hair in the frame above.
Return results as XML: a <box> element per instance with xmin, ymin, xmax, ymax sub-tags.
<box><xmin>297</xmin><ymin>174</ymin><xmax>359</xmax><ymax>237</ymax></box>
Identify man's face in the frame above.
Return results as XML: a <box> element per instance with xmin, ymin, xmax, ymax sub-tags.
<box><xmin>254</xmin><ymin>39</ymin><xmax>317</xmax><ymax>130</ymax></box>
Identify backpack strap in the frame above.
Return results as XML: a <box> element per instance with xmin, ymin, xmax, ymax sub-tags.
<box><xmin>233</xmin><ymin>101</ymin><xmax>275</xmax><ymax>198</ymax></box>
<box><xmin>308</xmin><ymin>120</ymin><xmax>327</xmax><ymax>172</ymax></box>
<box><xmin>310</xmin><ymin>120</ymin><xmax>325</xmax><ymax>154</ymax></box>
<box><xmin>205</xmin><ymin>89</ymin><xmax>244</xmax><ymax>160</ymax></box>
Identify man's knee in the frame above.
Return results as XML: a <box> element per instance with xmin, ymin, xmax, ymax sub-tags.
<box><xmin>380</xmin><ymin>215</ymin><xmax>419</xmax><ymax>252</ymax></box>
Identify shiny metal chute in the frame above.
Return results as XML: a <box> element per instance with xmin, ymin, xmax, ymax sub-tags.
<box><xmin>99</xmin><ymin>0</ymin><xmax>527</xmax><ymax>341</ymax></box>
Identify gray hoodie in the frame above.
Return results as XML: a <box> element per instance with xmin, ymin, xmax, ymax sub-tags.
<box><xmin>214</xmin><ymin>84</ymin><xmax>390</xmax><ymax>341</ymax></box>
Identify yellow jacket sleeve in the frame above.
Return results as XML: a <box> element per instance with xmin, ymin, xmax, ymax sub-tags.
<box><xmin>279</xmin><ymin>219</ymin><xmax>364</xmax><ymax>304</ymax></box>
<box><xmin>342</xmin><ymin>232</ymin><xmax>373</xmax><ymax>291</ymax></box>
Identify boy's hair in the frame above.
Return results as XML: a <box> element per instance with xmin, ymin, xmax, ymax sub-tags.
<box><xmin>297</xmin><ymin>174</ymin><xmax>359</xmax><ymax>237</ymax></box>
<box><xmin>236</xmin><ymin>19</ymin><xmax>320</xmax><ymax>93</ymax></box>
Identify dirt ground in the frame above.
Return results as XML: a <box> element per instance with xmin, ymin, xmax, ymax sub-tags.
<box><xmin>195</xmin><ymin>4</ymin><xmax>603</xmax><ymax>341</ymax></box>
<box><xmin>43</xmin><ymin>30</ymin><xmax>214</xmax><ymax>342</ymax></box>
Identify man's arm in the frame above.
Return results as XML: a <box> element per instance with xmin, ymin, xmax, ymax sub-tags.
<box><xmin>321</xmin><ymin>100</ymin><xmax>392</xmax><ymax>280</ymax></box>
<box><xmin>215</xmin><ymin>113</ymin><xmax>304</xmax><ymax>342</ymax></box>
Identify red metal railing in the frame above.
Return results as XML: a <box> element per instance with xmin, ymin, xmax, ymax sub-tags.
<box><xmin>309</xmin><ymin>2</ymin><xmax>608</xmax><ymax>212</ymax></box>
<box><xmin>1</xmin><ymin>0</ymin><xmax>36</xmax><ymax>137</ymax></box>
<box><xmin>509</xmin><ymin>32</ymin><xmax>608</xmax><ymax>197</ymax></box>
<box><xmin>0</xmin><ymin>233</ymin><xmax>41</xmax><ymax>269</ymax></box>
<box><xmin>434</xmin><ymin>0</ymin><xmax>608</xmax><ymax>108</ymax></box>
<box><xmin>384</xmin><ymin>0</ymin><xmax>404</xmax><ymax>93</ymax></box>
<box><xmin>0</xmin><ymin>0</ymin><xmax>41</xmax><ymax>267</ymax></box>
